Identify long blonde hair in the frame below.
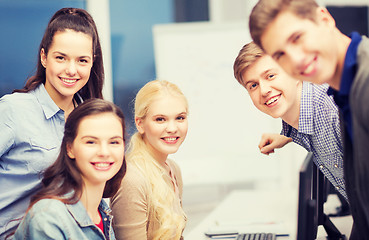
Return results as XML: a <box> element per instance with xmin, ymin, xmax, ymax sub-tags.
<box><xmin>128</xmin><ymin>80</ymin><xmax>188</xmax><ymax>239</ymax></box>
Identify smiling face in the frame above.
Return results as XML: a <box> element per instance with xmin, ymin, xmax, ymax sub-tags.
<box><xmin>260</xmin><ymin>8</ymin><xmax>345</xmax><ymax>88</ymax></box>
<box><xmin>67</xmin><ymin>112</ymin><xmax>124</xmax><ymax>187</ymax></box>
<box><xmin>242</xmin><ymin>54</ymin><xmax>301</xmax><ymax>120</ymax></box>
<box><xmin>41</xmin><ymin>29</ymin><xmax>93</xmax><ymax>104</ymax></box>
<box><xmin>136</xmin><ymin>94</ymin><xmax>188</xmax><ymax>162</ymax></box>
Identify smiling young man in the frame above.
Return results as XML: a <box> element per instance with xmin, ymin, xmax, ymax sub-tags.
<box><xmin>249</xmin><ymin>0</ymin><xmax>369</xmax><ymax>238</ymax></box>
<box><xmin>233</xmin><ymin>41</ymin><xmax>346</xmax><ymax>201</ymax></box>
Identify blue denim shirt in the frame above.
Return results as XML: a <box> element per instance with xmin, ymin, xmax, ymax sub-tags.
<box><xmin>13</xmin><ymin>198</ymin><xmax>115</xmax><ymax>240</ymax></box>
<box><xmin>0</xmin><ymin>84</ymin><xmax>65</xmax><ymax>238</ymax></box>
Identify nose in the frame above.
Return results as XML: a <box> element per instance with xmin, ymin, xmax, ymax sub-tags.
<box><xmin>66</xmin><ymin>61</ymin><xmax>77</xmax><ymax>76</ymax></box>
<box><xmin>285</xmin><ymin>46</ymin><xmax>305</xmax><ymax>72</ymax></box>
<box><xmin>259</xmin><ymin>80</ymin><xmax>272</xmax><ymax>97</ymax></box>
<box><xmin>98</xmin><ymin>143</ymin><xmax>110</xmax><ymax>157</ymax></box>
<box><xmin>166</xmin><ymin>120</ymin><xmax>178</xmax><ymax>133</ymax></box>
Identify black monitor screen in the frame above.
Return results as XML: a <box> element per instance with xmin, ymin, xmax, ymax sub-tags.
<box><xmin>296</xmin><ymin>153</ymin><xmax>345</xmax><ymax>240</ymax></box>
<box><xmin>297</xmin><ymin>152</ymin><xmax>317</xmax><ymax>240</ymax></box>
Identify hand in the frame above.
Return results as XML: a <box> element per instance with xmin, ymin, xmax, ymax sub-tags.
<box><xmin>258</xmin><ymin>133</ymin><xmax>292</xmax><ymax>155</ymax></box>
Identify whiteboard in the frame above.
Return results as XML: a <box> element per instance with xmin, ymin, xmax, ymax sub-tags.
<box><xmin>153</xmin><ymin>21</ymin><xmax>306</xmax><ymax>187</ymax></box>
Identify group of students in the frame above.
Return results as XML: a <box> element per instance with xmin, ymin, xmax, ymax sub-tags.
<box><xmin>2</xmin><ymin>0</ymin><xmax>369</xmax><ymax>239</ymax></box>
<box><xmin>232</xmin><ymin>0</ymin><xmax>369</xmax><ymax>239</ymax></box>
<box><xmin>0</xmin><ymin>7</ymin><xmax>187</xmax><ymax>240</ymax></box>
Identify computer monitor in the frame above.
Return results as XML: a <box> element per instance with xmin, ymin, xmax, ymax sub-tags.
<box><xmin>297</xmin><ymin>152</ymin><xmax>345</xmax><ymax>240</ymax></box>
<box><xmin>297</xmin><ymin>152</ymin><xmax>317</xmax><ymax>240</ymax></box>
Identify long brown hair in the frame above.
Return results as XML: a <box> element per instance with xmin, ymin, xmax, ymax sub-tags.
<box><xmin>14</xmin><ymin>8</ymin><xmax>104</xmax><ymax>100</ymax></box>
<box><xmin>30</xmin><ymin>99</ymin><xmax>126</xmax><ymax>207</ymax></box>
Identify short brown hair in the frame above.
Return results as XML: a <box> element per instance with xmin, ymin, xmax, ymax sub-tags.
<box><xmin>249</xmin><ymin>0</ymin><xmax>319</xmax><ymax>48</ymax></box>
<box><xmin>233</xmin><ymin>41</ymin><xmax>265</xmax><ymax>85</ymax></box>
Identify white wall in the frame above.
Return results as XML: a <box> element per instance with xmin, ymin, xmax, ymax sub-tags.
<box><xmin>86</xmin><ymin>0</ymin><xmax>113</xmax><ymax>101</ymax></box>
<box><xmin>153</xmin><ymin>21</ymin><xmax>307</xmax><ymax>190</ymax></box>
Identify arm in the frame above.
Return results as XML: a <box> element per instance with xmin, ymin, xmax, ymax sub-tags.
<box><xmin>111</xmin><ymin>168</ymin><xmax>149</xmax><ymax>240</ymax></box>
<box><xmin>0</xmin><ymin>100</ymin><xmax>15</xmax><ymax>156</ymax></box>
<box><xmin>258</xmin><ymin>133</ymin><xmax>292</xmax><ymax>155</ymax></box>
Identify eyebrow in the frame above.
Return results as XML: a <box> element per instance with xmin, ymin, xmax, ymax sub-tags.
<box><xmin>271</xmin><ymin>31</ymin><xmax>300</xmax><ymax>59</ymax></box>
<box><xmin>52</xmin><ymin>51</ymin><xmax>92</xmax><ymax>59</ymax></box>
<box><xmin>152</xmin><ymin>112</ymin><xmax>187</xmax><ymax>117</ymax></box>
<box><xmin>81</xmin><ymin>135</ymin><xmax>123</xmax><ymax>139</ymax></box>
<box><xmin>244</xmin><ymin>68</ymin><xmax>273</xmax><ymax>84</ymax></box>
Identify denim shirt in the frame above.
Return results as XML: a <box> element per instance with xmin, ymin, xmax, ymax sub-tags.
<box><xmin>14</xmin><ymin>198</ymin><xmax>115</xmax><ymax>240</ymax></box>
<box><xmin>0</xmin><ymin>84</ymin><xmax>65</xmax><ymax>238</ymax></box>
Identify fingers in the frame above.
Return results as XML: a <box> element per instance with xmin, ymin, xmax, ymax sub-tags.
<box><xmin>260</xmin><ymin>143</ymin><xmax>276</xmax><ymax>155</ymax></box>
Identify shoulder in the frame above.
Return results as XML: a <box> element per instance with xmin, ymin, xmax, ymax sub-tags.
<box><xmin>111</xmin><ymin>162</ymin><xmax>149</xmax><ymax>207</ymax></box>
<box><xmin>112</xmin><ymin>162</ymin><xmax>149</xmax><ymax>200</ymax></box>
<box><xmin>0</xmin><ymin>91</ymin><xmax>37</xmax><ymax>106</ymax></box>
<box><xmin>15</xmin><ymin>199</ymin><xmax>74</xmax><ymax>239</ymax></box>
<box><xmin>21</xmin><ymin>199</ymin><xmax>70</xmax><ymax>228</ymax></box>
<box><xmin>167</xmin><ymin>159</ymin><xmax>182</xmax><ymax>177</ymax></box>
<box><xmin>28</xmin><ymin>199</ymin><xmax>68</xmax><ymax>216</ymax></box>
<box><xmin>123</xmin><ymin>162</ymin><xmax>148</xmax><ymax>185</ymax></box>
<box><xmin>307</xmin><ymin>83</ymin><xmax>338</xmax><ymax>112</ymax></box>
<box><xmin>0</xmin><ymin>90</ymin><xmax>42</xmax><ymax>119</ymax></box>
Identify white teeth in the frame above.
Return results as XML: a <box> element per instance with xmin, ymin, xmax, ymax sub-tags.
<box><xmin>266</xmin><ymin>96</ymin><xmax>279</xmax><ymax>105</ymax></box>
<box><xmin>303</xmin><ymin>62</ymin><xmax>314</xmax><ymax>75</ymax></box>
<box><xmin>94</xmin><ymin>163</ymin><xmax>110</xmax><ymax>168</ymax></box>
<box><xmin>61</xmin><ymin>78</ymin><xmax>77</xmax><ymax>83</ymax></box>
<box><xmin>164</xmin><ymin>137</ymin><xmax>177</xmax><ymax>142</ymax></box>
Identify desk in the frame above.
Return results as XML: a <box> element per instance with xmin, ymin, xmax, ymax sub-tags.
<box><xmin>185</xmin><ymin>190</ymin><xmax>352</xmax><ymax>239</ymax></box>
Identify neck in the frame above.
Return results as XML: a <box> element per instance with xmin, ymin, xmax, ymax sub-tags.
<box><xmin>282</xmin><ymin>81</ymin><xmax>302</xmax><ymax>129</ymax></box>
<box><xmin>80</xmin><ymin>182</ymin><xmax>105</xmax><ymax>224</ymax></box>
<box><xmin>143</xmin><ymin>138</ymin><xmax>169</xmax><ymax>169</ymax></box>
<box><xmin>43</xmin><ymin>83</ymin><xmax>75</xmax><ymax>119</ymax></box>
<box><xmin>329</xmin><ymin>30</ymin><xmax>352</xmax><ymax>91</ymax></box>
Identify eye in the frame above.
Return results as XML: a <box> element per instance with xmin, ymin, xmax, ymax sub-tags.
<box><xmin>267</xmin><ymin>73</ymin><xmax>276</xmax><ymax>80</ymax></box>
<box><xmin>110</xmin><ymin>139</ymin><xmax>122</xmax><ymax>145</ymax></box>
<box><xmin>56</xmin><ymin>56</ymin><xmax>65</xmax><ymax>61</ymax></box>
<box><xmin>176</xmin><ymin>115</ymin><xmax>187</xmax><ymax>121</ymax></box>
<box><xmin>247</xmin><ymin>82</ymin><xmax>258</xmax><ymax>91</ymax></box>
<box><xmin>86</xmin><ymin>140</ymin><xmax>96</xmax><ymax>144</ymax></box>
<box><xmin>274</xmin><ymin>52</ymin><xmax>284</xmax><ymax>61</ymax></box>
<box><xmin>292</xmin><ymin>33</ymin><xmax>301</xmax><ymax>43</ymax></box>
<box><xmin>79</xmin><ymin>58</ymin><xmax>89</xmax><ymax>64</ymax></box>
<box><xmin>155</xmin><ymin>117</ymin><xmax>165</xmax><ymax>122</ymax></box>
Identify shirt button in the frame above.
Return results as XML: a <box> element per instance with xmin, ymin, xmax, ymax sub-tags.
<box><xmin>319</xmin><ymin>165</ymin><xmax>324</xmax><ymax>170</ymax></box>
<box><xmin>336</xmin><ymin>186</ymin><xmax>340</xmax><ymax>190</ymax></box>
<box><xmin>104</xmin><ymin>218</ymin><xmax>108</xmax><ymax>221</ymax></box>
<box><xmin>334</xmin><ymin>164</ymin><xmax>338</xmax><ymax>168</ymax></box>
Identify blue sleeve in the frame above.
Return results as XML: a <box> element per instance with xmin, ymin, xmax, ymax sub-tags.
<box><xmin>0</xmin><ymin>98</ymin><xmax>15</xmax><ymax>157</ymax></box>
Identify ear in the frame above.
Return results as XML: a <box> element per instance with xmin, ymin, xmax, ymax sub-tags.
<box><xmin>135</xmin><ymin>117</ymin><xmax>145</xmax><ymax>134</ymax></box>
<box><xmin>66</xmin><ymin>143</ymin><xmax>75</xmax><ymax>159</ymax></box>
<box><xmin>40</xmin><ymin>48</ymin><xmax>47</xmax><ymax>68</ymax></box>
<box><xmin>315</xmin><ymin>7</ymin><xmax>336</xmax><ymax>27</ymax></box>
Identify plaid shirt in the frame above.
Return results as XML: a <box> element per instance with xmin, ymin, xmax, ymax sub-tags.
<box><xmin>281</xmin><ymin>82</ymin><xmax>346</xmax><ymax>200</ymax></box>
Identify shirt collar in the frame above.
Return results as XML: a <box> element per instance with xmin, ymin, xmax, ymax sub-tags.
<box><xmin>32</xmin><ymin>84</ymin><xmax>62</xmax><ymax>119</ymax></box>
<box><xmin>66</xmin><ymin>199</ymin><xmax>111</xmax><ymax>227</ymax></box>
<box><xmin>328</xmin><ymin>32</ymin><xmax>362</xmax><ymax>97</ymax></box>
